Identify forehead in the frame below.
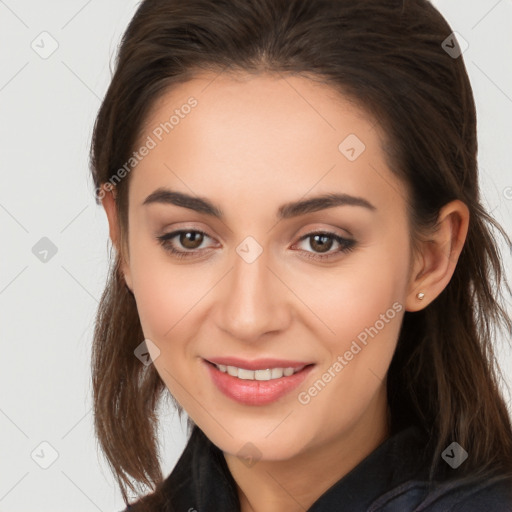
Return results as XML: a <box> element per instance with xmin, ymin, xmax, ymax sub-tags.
<box><xmin>140</xmin><ymin>70</ymin><xmax>377</xmax><ymax>149</ymax></box>
<box><xmin>129</xmin><ymin>71</ymin><xmax>406</xmax><ymax>215</ymax></box>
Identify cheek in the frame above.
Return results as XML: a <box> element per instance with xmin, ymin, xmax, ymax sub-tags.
<box><xmin>128</xmin><ymin>241</ymin><xmax>210</xmax><ymax>346</ymax></box>
<box><xmin>321</xmin><ymin>246</ymin><xmax>408</xmax><ymax>396</ymax></box>
<box><xmin>130</xmin><ymin>256</ymin><xmax>209</xmax><ymax>403</ymax></box>
<box><xmin>298</xmin><ymin>246</ymin><xmax>408</xmax><ymax>350</ymax></box>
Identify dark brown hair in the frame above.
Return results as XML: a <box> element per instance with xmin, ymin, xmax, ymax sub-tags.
<box><xmin>89</xmin><ymin>0</ymin><xmax>512</xmax><ymax>506</ymax></box>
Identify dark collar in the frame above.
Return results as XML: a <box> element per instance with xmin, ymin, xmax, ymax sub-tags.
<box><xmin>156</xmin><ymin>422</ymin><xmax>434</xmax><ymax>511</ymax></box>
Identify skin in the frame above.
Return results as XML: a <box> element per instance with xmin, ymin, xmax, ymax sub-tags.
<box><xmin>101</xmin><ymin>72</ymin><xmax>469</xmax><ymax>512</ymax></box>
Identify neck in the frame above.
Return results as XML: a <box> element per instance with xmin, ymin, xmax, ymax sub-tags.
<box><xmin>224</xmin><ymin>385</ymin><xmax>391</xmax><ymax>512</ymax></box>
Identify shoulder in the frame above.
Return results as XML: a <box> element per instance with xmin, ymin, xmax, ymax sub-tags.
<box><xmin>426</xmin><ymin>477</ymin><xmax>512</xmax><ymax>512</ymax></box>
<box><xmin>371</xmin><ymin>475</ymin><xmax>512</xmax><ymax>512</ymax></box>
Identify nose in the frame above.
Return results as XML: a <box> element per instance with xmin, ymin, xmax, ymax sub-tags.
<box><xmin>214</xmin><ymin>247</ymin><xmax>292</xmax><ymax>343</ymax></box>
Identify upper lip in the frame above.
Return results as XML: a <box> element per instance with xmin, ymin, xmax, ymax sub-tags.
<box><xmin>205</xmin><ymin>356</ymin><xmax>314</xmax><ymax>370</ymax></box>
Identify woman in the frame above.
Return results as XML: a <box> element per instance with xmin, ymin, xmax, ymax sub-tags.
<box><xmin>89</xmin><ymin>0</ymin><xmax>512</xmax><ymax>510</ymax></box>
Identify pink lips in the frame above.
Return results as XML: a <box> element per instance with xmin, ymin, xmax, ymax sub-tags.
<box><xmin>203</xmin><ymin>357</ymin><xmax>314</xmax><ymax>406</ymax></box>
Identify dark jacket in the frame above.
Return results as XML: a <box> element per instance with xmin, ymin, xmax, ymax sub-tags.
<box><xmin>123</xmin><ymin>423</ymin><xmax>512</xmax><ymax>511</ymax></box>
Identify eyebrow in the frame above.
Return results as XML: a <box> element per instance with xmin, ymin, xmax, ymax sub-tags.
<box><xmin>142</xmin><ymin>187</ymin><xmax>376</xmax><ymax>219</ymax></box>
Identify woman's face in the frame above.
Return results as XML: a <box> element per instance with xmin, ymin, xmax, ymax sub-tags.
<box><xmin>119</xmin><ymin>72</ymin><xmax>418</xmax><ymax>461</ymax></box>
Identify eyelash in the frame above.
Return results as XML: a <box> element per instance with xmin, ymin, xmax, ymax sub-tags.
<box><xmin>156</xmin><ymin>229</ymin><xmax>356</xmax><ymax>261</ymax></box>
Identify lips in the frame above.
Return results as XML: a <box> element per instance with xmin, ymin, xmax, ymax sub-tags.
<box><xmin>203</xmin><ymin>357</ymin><xmax>315</xmax><ymax>406</ymax></box>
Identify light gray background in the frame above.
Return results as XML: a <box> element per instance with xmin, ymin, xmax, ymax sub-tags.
<box><xmin>1</xmin><ymin>1</ymin><xmax>511</xmax><ymax>510</ymax></box>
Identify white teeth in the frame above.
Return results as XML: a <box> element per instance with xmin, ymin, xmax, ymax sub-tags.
<box><xmin>227</xmin><ymin>365</ymin><xmax>238</xmax><ymax>377</ymax></box>
<box><xmin>255</xmin><ymin>369</ymin><xmax>271</xmax><ymax>380</ymax></box>
<box><xmin>216</xmin><ymin>364</ymin><xmax>304</xmax><ymax>381</ymax></box>
<box><xmin>237</xmin><ymin>368</ymin><xmax>255</xmax><ymax>380</ymax></box>
<box><xmin>271</xmin><ymin>368</ymin><xmax>284</xmax><ymax>379</ymax></box>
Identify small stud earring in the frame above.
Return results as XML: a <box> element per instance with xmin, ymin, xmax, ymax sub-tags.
<box><xmin>416</xmin><ymin>292</ymin><xmax>425</xmax><ymax>300</ymax></box>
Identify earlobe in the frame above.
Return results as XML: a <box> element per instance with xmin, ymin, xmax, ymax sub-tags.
<box><xmin>100</xmin><ymin>184</ymin><xmax>134</xmax><ymax>293</ymax></box>
<box><xmin>405</xmin><ymin>200</ymin><xmax>469</xmax><ymax>312</ymax></box>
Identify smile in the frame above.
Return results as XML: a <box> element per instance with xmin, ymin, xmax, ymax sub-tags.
<box><xmin>213</xmin><ymin>364</ymin><xmax>306</xmax><ymax>381</ymax></box>
<box><xmin>204</xmin><ymin>359</ymin><xmax>315</xmax><ymax>405</ymax></box>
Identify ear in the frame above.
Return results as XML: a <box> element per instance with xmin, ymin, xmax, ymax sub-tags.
<box><xmin>405</xmin><ymin>199</ymin><xmax>469</xmax><ymax>312</ymax></box>
<box><xmin>100</xmin><ymin>184</ymin><xmax>134</xmax><ymax>293</ymax></box>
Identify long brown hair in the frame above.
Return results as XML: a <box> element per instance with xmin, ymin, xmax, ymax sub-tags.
<box><xmin>89</xmin><ymin>0</ymin><xmax>512</xmax><ymax>505</ymax></box>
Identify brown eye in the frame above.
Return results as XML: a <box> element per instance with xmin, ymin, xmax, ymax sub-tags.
<box><xmin>156</xmin><ymin>229</ymin><xmax>215</xmax><ymax>259</ymax></box>
<box><xmin>294</xmin><ymin>231</ymin><xmax>357</xmax><ymax>261</ymax></box>
<box><xmin>179</xmin><ymin>231</ymin><xmax>204</xmax><ymax>249</ymax></box>
<box><xmin>309</xmin><ymin>234</ymin><xmax>334</xmax><ymax>253</ymax></box>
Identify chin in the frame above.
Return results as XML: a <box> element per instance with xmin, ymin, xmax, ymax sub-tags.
<box><xmin>196</xmin><ymin>414</ymin><xmax>316</xmax><ymax>461</ymax></box>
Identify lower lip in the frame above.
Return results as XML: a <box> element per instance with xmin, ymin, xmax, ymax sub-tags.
<box><xmin>204</xmin><ymin>360</ymin><xmax>314</xmax><ymax>406</ymax></box>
